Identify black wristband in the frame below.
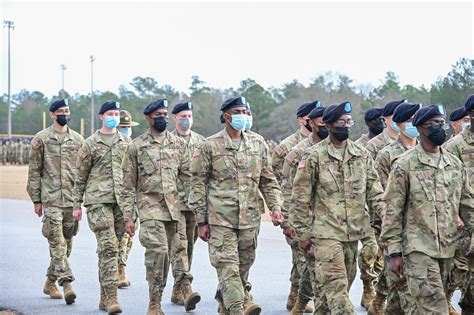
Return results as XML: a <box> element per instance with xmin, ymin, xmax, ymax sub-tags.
<box><xmin>33</xmin><ymin>201</ymin><xmax>41</xmax><ymax>204</ymax></box>
<box><xmin>197</xmin><ymin>221</ymin><xmax>208</xmax><ymax>227</ymax></box>
<box><xmin>389</xmin><ymin>252</ymin><xmax>402</xmax><ymax>258</ymax></box>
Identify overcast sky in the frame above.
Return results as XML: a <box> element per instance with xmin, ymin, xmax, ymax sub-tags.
<box><xmin>1</xmin><ymin>0</ymin><xmax>473</xmax><ymax>98</ymax></box>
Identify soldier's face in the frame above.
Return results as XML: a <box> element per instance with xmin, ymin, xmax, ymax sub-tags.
<box><xmin>145</xmin><ymin>108</ymin><xmax>168</xmax><ymax>125</ymax></box>
<box><xmin>451</xmin><ymin>115</ymin><xmax>470</xmax><ymax>134</ymax></box>
<box><xmin>173</xmin><ymin>110</ymin><xmax>193</xmax><ymax>125</ymax></box>
<box><xmin>309</xmin><ymin>117</ymin><xmax>324</xmax><ymax>131</ymax></box>
<box><xmin>224</xmin><ymin>107</ymin><xmax>247</xmax><ymax>122</ymax></box>
<box><xmin>100</xmin><ymin>110</ymin><xmax>120</xmax><ymax>121</ymax></box>
<box><xmin>49</xmin><ymin>106</ymin><xmax>70</xmax><ymax>120</ymax></box>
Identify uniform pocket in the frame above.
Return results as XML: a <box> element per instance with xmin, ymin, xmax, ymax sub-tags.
<box><xmin>86</xmin><ymin>206</ymin><xmax>114</xmax><ymax>233</ymax></box>
<box><xmin>405</xmin><ymin>258</ymin><xmax>432</xmax><ymax>298</ymax></box>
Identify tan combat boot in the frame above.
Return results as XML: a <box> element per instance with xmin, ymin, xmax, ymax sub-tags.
<box><xmin>99</xmin><ymin>286</ymin><xmax>107</xmax><ymax>311</ymax></box>
<box><xmin>368</xmin><ymin>292</ymin><xmax>386</xmax><ymax>315</ymax></box>
<box><xmin>171</xmin><ymin>283</ymin><xmax>184</xmax><ymax>305</ymax></box>
<box><xmin>181</xmin><ymin>279</ymin><xmax>201</xmax><ymax>311</ymax></box>
<box><xmin>446</xmin><ymin>289</ymin><xmax>461</xmax><ymax>315</ymax></box>
<box><xmin>361</xmin><ymin>279</ymin><xmax>376</xmax><ymax>310</ymax></box>
<box><xmin>104</xmin><ymin>286</ymin><xmax>122</xmax><ymax>314</ymax></box>
<box><xmin>62</xmin><ymin>281</ymin><xmax>76</xmax><ymax>305</ymax></box>
<box><xmin>147</xmin><ymin>296</ymin><xmax>164</xmax><ymax>315</ymax></box>
<box><xmin>291</xmin><ymin>296</ymin><xmax>313</xmax><ymax>314</ymax></box>
<box><xmin>286</xmin><ymin>284</ymin><xmax>298</xmax><ymax>310</ymax></box>
<box><xmin>43</xmin><ymin>278</ymin><xmax>63</xmax><ymax>299</ymax></box>
<box><xmin>117</xmin><ymin>265</ymin><xmax>130</xmax><ymax>288</ymax></box>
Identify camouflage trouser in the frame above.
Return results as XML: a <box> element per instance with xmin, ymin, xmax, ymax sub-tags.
<box><xmin>313</xmin><ymin>238</ymin><xmax>358</xmax><ymax>314</ymax></box>
<box><xmin>384</xmin><ymin>255</ymin><xmax>417</xmax><ymax>314</ymax></box>
<box><xmin>170</xmin><ymin>211</ymin><xmax>196</xmax><ymax>285</ymax></box>
<box><xmin>43</xmin><ymin>206</ymin><xmax>78</xmax><ymax>285</ymax></box>
<box><xmin>139</xmin><ymin>219</ymin><xmax>181</xmax><ymax>299</ymax></box>
<box><xmin>375</xmin><ymin>246</ymin><xmax>389</xmax><ymax>296</ymax></box>
<box><xmin>447</xmin><ymin>245</ymin><xmax>469</xmax><ymax>296</ymax></box>
<box><xmin>405</xmin><ymin>251</ymin><xmax>453</xmax><ymax>314</ymax></box>
<box><xmin>286</xmin><ymin>236</ymin><xmax>313</xmax><ymax>301</ymax></box>
<box><xmin>286</xmin><ymin>237</ymin><xmax>302</xmax><ymax>287</ymax></box>
<box><xmin>208</xmin><ymin>225</ymin><xmax>259</xmax><ymax>312</ymax></box>
<box><xmin>86</xmin><ymin>203</ymin><xmax>124</xmax><ymax>288</ymax></box>
<box><xmin>357</xmin><ymin>235</ymin><xmax>379</xmax><ymax>285</ymax></box>
<box><xmin>305</xmin><ymin>249</ymin><xmax>329</xmax><ymax>314</ymax></box>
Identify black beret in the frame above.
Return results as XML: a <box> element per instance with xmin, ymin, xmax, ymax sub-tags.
<box><xmin>221</xmin><ymin>96</ymin><xmax>248</xmax><ymax>112</ymax></box>
<box><xmin>143</xmin><ymin>99</ymin><xmax>168</xmax><ymax>115</ymax></box>
<box><xmin>99</xmin><ymin>101</ymin><xmax>121</xmax><ymax>115</ymax></box>
<box><xmin>323</xmin><ymin>101</ymin><xmax>352</xmax><ymax>123</ymax></box>
<box><xmin>49</xmin><ymin>99</ymin><xmax>69</xmax><ymax>112</ymax></box>
<box><xmin>364</xmin><ymin>107</ymin><xmax>383</xmax><ymax>121</ymax></box>
<box><xmin>449</xmin><ymin>107</ymin><xmax>468</xmax><ymax>122</ymax></box>
<box><xmin>412</xmin><ymin>104</ymin><xmax>446</xmax><ymax>127</ymax></box>
<box><xmin>392</xmin><ymin>103</ymin><xmax>422</xmax><ymax>123</ymax></box>
<box><xmin>382</xmin><ymin>99</ymin><xmax>407</xmax><ymax>117</ymax></box>
<box><xmin>465</xmin><ymin>94</ymin><xmax>474</xmax><ymax>112</ymax></box>
<box><xmin>308</xmin><ymin>106</ymin><xmax>326</xmax><ymax>119</ymax></box>
<box><xmin>297</xmin><ymin>100</ymin><xmax>321</xmax><ymax>117</ymax></box>
<box><xmin>172</xmin><ymin>102</ymin><xmax>193</xmax><ymax>114</ymax></box>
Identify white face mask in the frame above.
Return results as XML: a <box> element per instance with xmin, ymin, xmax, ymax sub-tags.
<box><xmin>119</xmin><ymin>127</ymin><xmax>132</xmax><ymax>137</ymax></box>
<box><xmin>461</xmin><ymin>123</ymin><xmax>471</xmax><ymax>130</ymax></box>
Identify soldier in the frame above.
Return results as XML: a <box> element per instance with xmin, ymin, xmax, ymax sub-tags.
<box><xmin>381</xmin><ymin>104</ymin><xmax>468</xmax><ymax>314</ymax></box>
<box><xmin>72</xmin><ymin>101</ymin><xmax>127</xmax><ymax>314</ymax></box>
<box><xmin>372</xmin><ymin>102</ymin><xmax>421</xmax><ymax>314</ymax></box>
<box><xmin>189</xmin><ymin>96</ymin><xmax>283</xmax><ymax>315</ymax></box>
<box><xmin>283</xmin><ymin>104</ymin><xmax>328</xmax><ymax>314</ymax></box>
<box><xmin>366</xmin><ymin>100</ymin><xmax>406</xmax><ymax>159</ymax></box>
<box><xmin>444</xmin><ymin>95</ymin><xmax>474</xmax><ymax>314</ymax></box>
<box><xmin>121</xmin><ymin>99</ymin><xmax>200</xmax><ymax>314</ymax></box>
<box><xmin>115</xmin><ymin>109</ymin><xmax>139</xmax><ymax>289</ymax></box>
<box><xmin>169</xmin><ymin>101</ymin><xmax>205</xmax><ymax>306</ymax></box>
<box><xmin>0</xmin><ymin>138</ymin><xmax>5</xmax><ymax>165</ymax></box>
<box><xmin>355</xmin><ymin>107</ymin><xmax>385</xmax><ymax>146</ymax></box>
<box><xmin>444</xmin><ymin>107</ymin><xmax>470</xmax><ymax>150</ymax></box>
<box><xmin>272</xmin><ymin>100</ymin><xmax>319</xmax><ymax>311</ymax></box>
<box><xmin>26</xmin><ymin>99</ymin><xmax>83</xmax><ymax>305</ymax></box>
<box><xmin>291</xmin><ymin>101</ymin><xmax>384</xmax><ymax>314</ymax></box>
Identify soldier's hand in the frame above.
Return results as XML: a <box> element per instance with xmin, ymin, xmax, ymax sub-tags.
<box><xmin>298</xmin><ymin>239</ymin><xmax>312</xmax><ymax>253</ymax></box>
<box><xmin>73</xmin><ymin>208</ymin><xmax>82</xmax><ymax>221</ymax></box>
<box><xmin>198</xmin><ymin>224</ymin><xmax>210</xmax><ymax>242</ymax></box>
<box><xmin>283</xmin><ymin>227</ymin><xmax>296</xmax><ymax>239</ymax></box>
<box><xmin>125</xmin><ymin>219</ymin><xmax>135</xmax><ymax>237</ymax></box>
<box><xmin>33</xmin><ymin>203</ymin><xmax>42</xmax><ymax>217</ymax></box>
<box><xmin>390</xmin><ymin>256</ymin><xmax>404</xmax><ymax>278</ymax></box>
<box><xmin>456</xmin><ymin>216</ymin><xmax>465</xmax><ymax>230</ymax></box>
<box><xmin>270</xmin><ymin>210</ymin><xmax>284</xmax><ymax>226</ymax></box>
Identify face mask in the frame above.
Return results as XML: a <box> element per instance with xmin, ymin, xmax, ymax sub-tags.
<box><xmin>369</xmin><ymin>121</ymin><xmax>384</xmax><ymax>136</ymax></box>
<box><xmin>153</xmin><ymin>116</ymin><xmax>168</xmax><ymax>132</ymax></box>
<box><xmin>56</xmin><ymin>115</ymin><xmax>70</xmax><ymax>126</ymax></box>
<box><xmin>390</xmin><ymin>121</ymin><xmax>400</xmax><ymax>132</ymax></box>
<box><xmin>401</xmin><ymin>122</ymin><xmax>419</xmax><ymax>138</ymax></box>
<box><xmin>119</xmin><ymin>127</ymin><xmax>132</xmax><ymax>137</ymax></box>
<box><xmin>245</xmin><ymin>115</ymin><xmax>253</xmax><ymax>131</ymax></box>
<box><xmin>304</xmin><ymin>120</ymin><xmax>312</xmax><ymax>132</ymax></box>
<box><xmin>462</xmin><ymin>123</ymin><xmax>471</xmax><ymax>130</ymax></box>
<box><xmin>332</xmin><ymin>127</ymin><xmax>349</xmax><ymax>141</ymax></box>
<box><xmin>228</xmin><ymin>114</ymin><xmax>246</xmax><ymax>131</ymax></box>
<box><xmin>179</xmin><ymin>117</ymin><xmax>192</xmax><ymax>131</ymax></box>
<box><xmin>316</xmin><ymin>126</ymin><xmax>328</xmax><ymax>140</ymax></box>
<box><xmin>104</xmin><ymin>116</ymin><xmax>120</xmax><ymax>129</ymax></box>
<box><xmin>426</xmin><ymin>127</ymin><xmax>447</xmax><ymax>146</ymax></box>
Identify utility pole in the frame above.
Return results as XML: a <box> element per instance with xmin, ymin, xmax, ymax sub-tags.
<box><xmin>90</xmin><ymin>55</ymin><xmax>95</xmax><ymax>135</ymax></box>
<box><xmin>4</xmin><ymin>20</ymin><xmax>15</xmax><ymax>137</ymax></box>
<box><xmin>60</xmin><ymin>64</ymin><xmax>66</xmax><ymax>98</ymax></box>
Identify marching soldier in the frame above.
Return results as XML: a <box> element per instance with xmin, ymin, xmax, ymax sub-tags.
<box><xmin>356</xmin><ymin>107</ymin><xmax>385</xmax><ymax>146</ymax></box>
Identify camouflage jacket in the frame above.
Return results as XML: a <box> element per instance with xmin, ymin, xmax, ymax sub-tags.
<box><xmin>73</xmin><ymin>130</ymin><xmax>128</xmax><ymax>209</ymax></box>
<box><xmin>246</xmin><ymin>130</ymin><xmax>270</xmax><ymax>214</ymax></box>
<box><xmin>121</xmin><ymin>130</ymin><xmax>190</xmax><ymax>222</ymax></box>
<box><xmin>171</xmin><ymin>129</ymin><xmax>205</xmax><ymax>212</ymax></box>
<box><xmin>380</xmin><ymin>145</ymin><xmax>466</xmax><ymax>258</ymax></box>
<box><xmin>355</xmin><ymin>133</ymin><xmax>370</xmax><ymax>147</ymax></box>
<box><xmin>281</xmin><ymin>135</ymin><xmax>319</xmax><ymax>229</ymax></box>
<box><xmin>366</xmin><ymin>130</ymin><xmax>395</xmax><ymax>160</ymax></box>
<box><xmin>189</xmin><ymin>128</ymin><xmax>282</xmax><ymax>229</ymax></box>
<box><xmin>291</xmin><ymin>138</ymin><xmax>384</xmax><ymax>242</ymax></box>
<box><xmin>272</xmin><ymin>130</ymin><xmax>306</xmax><ymax>183</ymax></box>
<box><xmin>27</xmin><ymin>125</ymin><xmax>83</xmax><ymax>207</ymax></box>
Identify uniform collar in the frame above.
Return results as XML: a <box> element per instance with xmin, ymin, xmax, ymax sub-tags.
<box><xmin>147</xmin><ymin>129</ymin><xmax>172</xmax><ymax>146</ymax></box>
<box><xmin>222</xmin><ymin>128</ymin><xmax>249</xmax><ymax>151</ymax></box>
<box><xmin>95</xmin><ymin>129</ymin><xmax>126</xmax><ymax>146</ymax></box>
<box><xmin>415</xmin><ymin>144</ymin><xmax>451</xmax><ymax>169</ymax></box>
<box><xmin>327</xmin><ymin>139</ymin><xmax>363</xmax><ymax>162</ymax></box>
<box><xmin>48</xmin><ymin>125</ymin><xmax>73</xmax><ymax>142</ymax></box>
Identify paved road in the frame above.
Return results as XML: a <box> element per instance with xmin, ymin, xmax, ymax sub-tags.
<box><xmin>0</xmin><ymin>199</ymin><xmax>462</xmax><ymax>314</ymax></box>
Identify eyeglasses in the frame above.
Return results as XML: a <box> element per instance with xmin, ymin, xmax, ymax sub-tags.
<box><xmin>421</xmin><ymin>122</ymin><xmax>449</xmax><ymax>130</ymax></box>
<box><xmin>333</xmin><ymin>119</ymin><xmax>355</xmax><ymax>127</ymax></box>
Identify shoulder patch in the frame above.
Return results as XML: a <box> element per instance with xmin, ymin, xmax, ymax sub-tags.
<box><xmin>274</xmin><ymin>145</ymin><xmax>283</xmax><ymax>156</ymax></box>
<box><xmin>297</xmin><ymin>160</ymin><xmax>306</xmax><ymax>168</ymax></box>
<box><xmin>286</xmin><ymin>153</ymin><xmax>294</xmax><ymax>164</ymax></box>
<box><xmin>31</xmin><ymin>138</ymin><xmax>40</xmax><ymax>149</ymax></box>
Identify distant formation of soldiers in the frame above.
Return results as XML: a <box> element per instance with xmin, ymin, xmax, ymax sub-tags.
<box><xmin>25</xmin><ymin>94</ymin><xmax>473</xmax><ymax>315</ymax></box>
<box><xmin>0</xmin><ymin>138</ymin><xmax>32</xmax><ymax>165</ymax></box>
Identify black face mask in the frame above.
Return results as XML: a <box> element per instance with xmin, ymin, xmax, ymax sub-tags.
<box><xmin>332</xmin><ymin>127</ymin><xmax>349</xmax><ymax>141</ymax></box>
<box><xmin>56</xmin><ymin>115</ymin><xmax>70</xmax><ymax>126</ymax></box>
<box><xmin>153</xmin><ymin>116</ymin><xmax>168</xmax><ymax>132</ymax></box>
<box><xmin>369</xmin><ymin>121</ymin><xmax>384</xmax><ymax>136</ymax></box>
<box><xmin>426</xmin><ymin>127</ymin><xmax>446</xmax><ymax>146</ymax></box>
<box><xmin>304</xmin><ymin>120</ymin><xmax>312</xmax><ymax>132</ymax></box>
<box><xmin>316</xmin><ymin>126</ymin><xmax>329</xmax><ymax>140</ymax></box>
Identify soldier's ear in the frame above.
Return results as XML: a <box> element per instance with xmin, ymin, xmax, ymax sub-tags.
<box><xmin>49</xmin><ymin>112</ymin><xmax>55</xmax><ymax>120</ymax></box>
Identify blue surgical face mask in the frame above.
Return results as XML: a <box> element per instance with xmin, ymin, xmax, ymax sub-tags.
<box><xmin>179</xmin><ymin>117</ymin><xmax>192</xmax><ymax>131</ymax></box>
<box><xmin>229</xmin><ymin>114</ymin><xmax>246</xmax><ymax>131</ymax></box>
<box><xmin>390</xmin><ymin>121</ymin><xmax>400</xmax><ymax>132</ymax></box>
<box><xmin>245</xmin><ymin>115</ymin><xmax>253</xmax><ymax>131</ymax></box>
<box><xmin>401</xmin><ymin>122</ymin><xmax>419</xmax><ymax>138</ymax></box>
<box><xmin>119</xmin><ymin>127</ymin><xmax>132</xmax><ymax>137</ymax></box>
<box><xmin>462</xmin><ymin>123</ymin><xmax>471</xmax><ymax>130</ymax></box>
<box><xmin>104</xmin><ymin>116</ymin><xmax>120</xmax><ymax>129</ymax></box>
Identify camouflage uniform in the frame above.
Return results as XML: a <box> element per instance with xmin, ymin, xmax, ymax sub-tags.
<box><xmin>0</xmin><ymin>140</ymin><xmax>5</xmax><ymax>164</ymax></box>
<box><xmin>355</xmin><ymin>133</ymin><xmax>370</xmax><ymax>147</ymax></box>
<box><xmin>291</xmin><ymin>138</ymin><xmax>384</xmax><ymax>313</ymax></box>
<box><xmin>121</xmin><ymin>130</ymin><xmax>191</xmax><ymax>300</ymax></box>
<box><xmin>189</xmin><ymin>129</ymin><xmax>282</xmax><ymax>312</ymax></box>
<box><xmin>380</xmin><ymin>144</ymin><xmax>467</xmax><ymax>314</ymax></box>
<box><xmin>73</xmin><ymin>130</ymin><xmax>127</xmax><ymax>288</ymax></box>
<box><xmin>169</xmin><ymin>129</ymin><xmax>204</xmax><ymax>288</ymax></box>
<box><xmin>444</xmin><ymin>128</ymin><xmax>474</xmax><ymax>312</ymax></box>
<box><xmin>27</xmin><ymin>126</ymin><xmax>83</xmax><ymax>285</ymax></box>
<box><xmin>366</xmin><ymin>129</ymin><xmax>395</xmax><ymax>160</ymax></box>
